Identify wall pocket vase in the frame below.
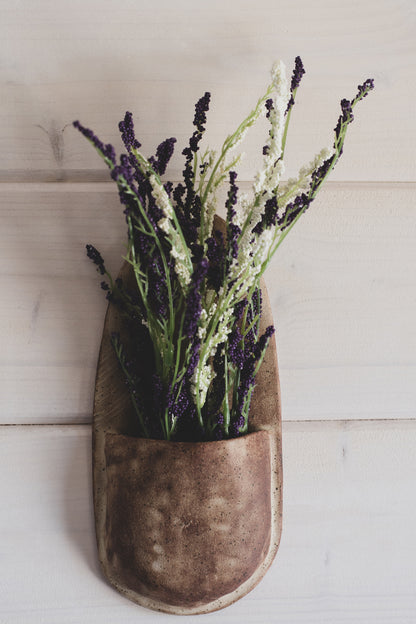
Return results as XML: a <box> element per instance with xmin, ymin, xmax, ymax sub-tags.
<box><xmin>80</xmin><ymin>58</ymin><xmax>376</xmax><ymax>616</ymax></box>
<box><xmin>92</xmin><ymin>260</ymin><xmax>283</xmax><ymax>615</ymax></box>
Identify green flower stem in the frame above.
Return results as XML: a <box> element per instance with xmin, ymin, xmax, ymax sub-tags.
<box><xmin>280</xmin><ymin>86</ymin><xmax>298</xmax><ymax>160</ymax></box>
<box><xmin>196</xmin><ymin>148</ymin><xmax>212</xmax><ymax>192</ymax></box>
<box><xmin>193</xmin><ymin>255</ymin><xmax>263</xmax><ymax>419</ymax></box>
<box><xmin>131</xmin><ymin>148</ymin><xmax>193</xmax><ymax>281</ymax></box>
<box><xmin>201</xmin><ymin>85</ymin><xmax>274</xmax><ymax>208</ymax></box>
<box><xmin>240</xmin><ymin>386</ymin><xmax>254</xmax><ymax>433</ymax></box>
<box><xmin>199</xmin><ymin>151</ymin><xmax>242</xmax><ymax>247</ymax></box>
<box><xmin>237</xmin><ymin>330</ymin><xmax>272</xmax><ymax>436</ymax></box>
<box><xmin>238</xmin><ymin>88</ymin><xmax>300</xmax><ymax>241</ymax></box>
<box><xmin>111</xmin><ymin>335</ymin><xmax>150</xmax><ymax>438</ymax></box>
<box><xmin>230</xmin><ymin>364</ymin><xmax>240</xmax><ymax>428</ymax></box>
<box><xmin>222</xmin><ymin>350</ymin><xmax>231</xmax><ymax>436</ymax></box>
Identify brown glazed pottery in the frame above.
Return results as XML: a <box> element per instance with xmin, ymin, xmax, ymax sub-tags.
<box><xmin>92</xmin><ymin>234</ymin><xmax>283</xmax><ymax>614</ymax></box>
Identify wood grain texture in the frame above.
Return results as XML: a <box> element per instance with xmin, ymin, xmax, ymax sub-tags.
<box><xmin>0</xmin><ymin>182</ymin><xmax>414</xmax><ymax>423</ymax></box>
<box><xmin>266</xmin><ymin>182</ymin><xmax>416</xmax><ymax>420</ymax></box>
<box><xmin>0</xmin><ymin>0</ymin><xmax>414</xmax><ymax>181</ymax></box>
<box><xmin>1</xmin><ymin>2</ymin><xmax>414</xmax><ymax>621</ymax></box>
<box><xmin>0</xmin><ymin>421</ymin><xmax>415</xmax><ymax>623</ymax></box>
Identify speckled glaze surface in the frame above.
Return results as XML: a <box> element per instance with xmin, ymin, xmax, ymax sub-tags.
<box><xmin>92</xmin><ymin>222</ymin><xmax>283</xmax><ymax>614</ymax></box>
<box><xmin>103</xmin><ymin>431</ymin><xmax>272</xmax><ymax>610</ymax></box>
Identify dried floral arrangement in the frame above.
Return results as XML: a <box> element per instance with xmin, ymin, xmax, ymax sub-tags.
<box><xmin>74</xmin><ymin>57</ymin><xmax>374</xmax><ymax>442</ymax></box>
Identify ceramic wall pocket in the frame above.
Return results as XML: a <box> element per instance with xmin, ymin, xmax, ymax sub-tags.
<box><xmin>93</xmin><ymin>262</ymin><xmax>282</xmax><ymax>615</ymax></box>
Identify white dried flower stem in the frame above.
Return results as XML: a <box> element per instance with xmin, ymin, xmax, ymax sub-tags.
<box><xmin>200</xmin><ymin>84</ymin><xmax>274</xmax><ymax>208</ymax></box>
<box><xmin>131</xmin><ymin>152</ymin><xmax>193</xmax><ymax>291</ymax></box>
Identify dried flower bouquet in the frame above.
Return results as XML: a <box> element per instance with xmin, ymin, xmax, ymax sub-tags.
<box><xmin>74</xmin><ymin>57</ymin><xmax>374</xmax><ymax>443</ymax></box>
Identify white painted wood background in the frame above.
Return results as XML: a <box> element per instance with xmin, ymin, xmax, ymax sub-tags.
<box><xmin>0</xmin><ymin>0</ymin><xmax>415</xmax><ymax>622</ymax></box>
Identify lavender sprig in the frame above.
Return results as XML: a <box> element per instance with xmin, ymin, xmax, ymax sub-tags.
<box><xmin>285</xmin><ymin>55</ymin><xmax>305</xmax><ymax>114</ymax></box>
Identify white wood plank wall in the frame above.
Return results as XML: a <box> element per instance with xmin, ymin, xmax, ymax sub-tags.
<box><xmin>0</xmin><ymin>1</ymin><xmax>415</xmax><ymax>622</ymax></box>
